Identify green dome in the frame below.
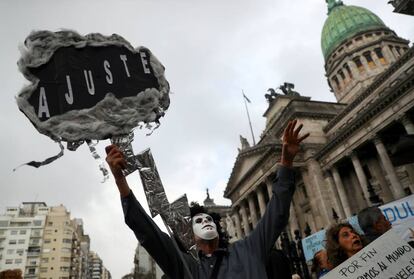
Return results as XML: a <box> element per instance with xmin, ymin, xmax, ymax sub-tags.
<box><xmin>321</xmin><ymin>1</ymin><xmax>388</xmax><ymax>60</ymax></box>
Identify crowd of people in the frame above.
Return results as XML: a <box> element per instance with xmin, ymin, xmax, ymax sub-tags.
<box><xmin>311</xmin><ymin>206</ymin><xmax>395</xmax><ymax>278</ymax></box>
<box><xmin>1</xmin><ymin>120</ymin><xmax>400</xmax><ymax>279</ymax></box>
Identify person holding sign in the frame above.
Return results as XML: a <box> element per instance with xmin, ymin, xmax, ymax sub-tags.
<box><xmin>358</xmin><ymin>206</ymin><xmax>392</xmax><ymax>244</ymax></box>
<box><xmin>105</xmin><ymin>120</ymin><xmax>309</xmax><ymax>279</ymax></box>
<box><xmin>325</xmin><ymin>223</ymin><xmax>365</xmax><ymax>268</ymax></box>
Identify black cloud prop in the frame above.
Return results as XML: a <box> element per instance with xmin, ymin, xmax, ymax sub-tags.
<box><xmin>17</xmin><ymin>30</ymin><xmax>170</xmax><ymax>142</ymax></box>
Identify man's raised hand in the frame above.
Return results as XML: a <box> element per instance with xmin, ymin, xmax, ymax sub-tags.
<box><xmin>281</xmin><ymin>120</ymin><xmax>310</xmax><ymax>168</ymax></box>
<box><xmin>105</xmin><ymin>144</ymin><xmax>127</xmax><ymax>182</ymax></box>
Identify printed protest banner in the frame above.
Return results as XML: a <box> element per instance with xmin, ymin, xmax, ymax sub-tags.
<box><xmin>324</xmin><ymin>229</ymin><xmax>414</xmax><ymax>279</ymax></box>
<box><xmin>382</xmin><ymin>195</ymin><xmax>414</xmax><ymax>243</ymax></box>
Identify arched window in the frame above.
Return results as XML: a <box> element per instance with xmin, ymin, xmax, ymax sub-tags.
<box><xmin>353</xmin><ymin>57</ymin><xmax>365</xmax><ymax>73</ymax></box>
<box><xmin>374</xmin><ymin>48</ymin><xmax>387</xmax><ymax>64</ymax></box>
<box><xmin>363</xmin><ymin>51</ymin><xmax>376</xmax><ymax>69</ymax></box>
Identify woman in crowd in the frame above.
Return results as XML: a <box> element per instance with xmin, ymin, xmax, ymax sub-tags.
<box><xmin>325</xmin><ymin>222</ymin><xmax>365</xmax><ymax>268</ymax></box>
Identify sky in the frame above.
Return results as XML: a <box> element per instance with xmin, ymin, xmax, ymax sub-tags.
<box><xmin>0</xmin><ymin>0</ymin><xmax>413</xmax><ymax>278</ymax></box>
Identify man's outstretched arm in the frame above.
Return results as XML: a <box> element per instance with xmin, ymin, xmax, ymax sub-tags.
<box><xmin>105</xmin><ymin>145</ymin><xmax>190</xmax><ymax>278</ymax></box>
<box><xmin>244</xmin><ymin>120</ymin><xmax>309</xmax><ymax>261</ymax></box>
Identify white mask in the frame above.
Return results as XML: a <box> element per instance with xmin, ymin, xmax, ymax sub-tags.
<box><xmin>192</xmin><ymin>213</ymin><xmax>218</xmax><ymax>240</ymax></box>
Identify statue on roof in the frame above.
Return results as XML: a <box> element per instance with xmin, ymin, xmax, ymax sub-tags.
<box><xmin>265</xmin><ymin>82</ymin><xmax>301</xmax><ymax>102</ymax></box>
<box><xmin>238</xmin><ymin>135</ymin><xmax>251</xmax><ymax>152</ymax></box>
<box><xmin>279</xmin><ymin>82</ymin><xmax>300</xmax><ymax>96</ymax></box>
<box><xmin>203</xmin><ymin>188</ymin><xmax>216</xmax><ymax>207</ymax></box>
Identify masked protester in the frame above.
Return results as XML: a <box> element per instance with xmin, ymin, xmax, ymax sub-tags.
<box><xmin>105</xmin><ymin>120</ymin><xmax>309</xmax><ymax>279</ymax></box>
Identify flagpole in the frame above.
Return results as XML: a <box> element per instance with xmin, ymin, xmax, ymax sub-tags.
<box><xmin>242</xmin><ymin>90</ymin><xmax>256</xmax><ymax>145</ymax></box>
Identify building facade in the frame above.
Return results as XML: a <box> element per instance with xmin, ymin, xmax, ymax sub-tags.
<box><xmin>0</xmin><ymin>202</ymin><xmax>48</xmax><ymax>278</ymax></box>
<box><xmin>132</xmin><ymin>242</ymin><xmax>163</xmax><ymax>279</ymax></box>
<box><xmin>88</xmin><ymin>252</ymin><xmax>111</xmax><ymax>279</ymax></box>
<box><xmin>224</xmin><ymin>0</ymin><xmax>414</xmax><ymax>241</ymax></box>
<box><xmin>0</xmin><ymin>203</ymin><xmax>108</xmax><ymax>279</ymax></box>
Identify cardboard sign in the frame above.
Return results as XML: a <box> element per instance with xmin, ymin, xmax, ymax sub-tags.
<box><xmin>324</xmin><ymin>230</ymin><xmax>414</xmax><ymax>279</ymax></box>
<box><xmin>28</xmin><ymin>45</ymin><xmax>159</xmax><ymax>121</ymax></box>
<box><xmin>17</xmin><ymin>30</ymin><xmax>170</xmax><ymax>142</ymax></box>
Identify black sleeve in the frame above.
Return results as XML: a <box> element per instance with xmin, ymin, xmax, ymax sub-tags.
<box><xmin>244</xmin><ymin>166</ymin><xmax>296</xmax><ymax>262</ymax></box>
<box><xmin>121</xmin><ymin>191</ymin><xmax>194</xmax><ymax>278</ymax></box>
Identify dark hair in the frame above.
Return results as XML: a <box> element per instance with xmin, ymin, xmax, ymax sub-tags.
<box><xmin>189</xmin><ymin>202</ymin><xmax>228</xmax><ymax>248</ymax></box>
<box><xmin>357</xmin><ymin>206</ymin><xmax>383</xmax><ymax>235</ymax></box>
<box><xmin>325</xmin><ymin>223</ymin><xmax>364</xmax><ymax>268</ymax></box>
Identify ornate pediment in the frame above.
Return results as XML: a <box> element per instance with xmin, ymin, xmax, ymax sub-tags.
<box><xmin>224</xmin><ymin>142</ymin><xmax>281</xmax><ymax>198</ymax></box>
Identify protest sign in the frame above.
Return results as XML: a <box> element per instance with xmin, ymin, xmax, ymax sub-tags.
<box><xmin>302</xmin><ymin>229</ymin><xmax>326</xmax><ymax>262</ymax></box>
<box><xmin>382</xmin><ymin>195</ymin><xmax>414</xmax><ymax>243</ymax></box>
<box><xmin>17</xmin><ymin>30</ymin><xmax>170</xmax><ymax>143</ymax></box>
<box><xmin>324</xmin><ymin>229</ymin><xmax>414</xmax><ymax>279</ymax></box>
<box><xmin>302</xmin><ymin>195</ymin><xmax>414</xmax><ymax>261</ymax></box>
<box><xmin>15</xmin><ymin>30</ymin><xmax>170</xmax><ymax>170</ymax></box>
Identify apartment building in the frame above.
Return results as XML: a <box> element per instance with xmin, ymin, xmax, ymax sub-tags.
<box><xmin>0</xmin><ymin>203</ymin><xmax>106</xmax><ymax>279</ymax></box>
<box><xmin>88</xmin><ymin>252</ymin><xmax>111</xmax><ymax>279</ymax></box>
<box><xmin>0</xmin><ymin>202</ymin><xmax>49</xmax><ymax>278</ymax></box>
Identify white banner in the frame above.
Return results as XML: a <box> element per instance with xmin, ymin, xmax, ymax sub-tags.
<box><xmin>381</xmin><ymin>195</ymin><xmax>414</xmax><ymax>243</ymax></box>
<box><xmin>302</xmin><ymin>194</ymin><xmax>414</xmax><ymax>261</ymax></box>
<box><xmin>324</xmin><ymin>230</ymin><xmax>414</xmax><ymax>279</ymax></box>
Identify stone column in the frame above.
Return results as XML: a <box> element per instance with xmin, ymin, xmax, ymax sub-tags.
<box><xmin>248</xmin><ymin>194</ymin><xmax>258</xmax><ymax>227</ymax></box>
<box><xmin>239</xmin><ymin>204</ymin><xmax>250</xmax><ymax>235</ymax></box>
<box><xmin>331</xmin><ymin>167</ymin><xmax>352</xmax><ymax>217</ymax></box>
<box><xmin>232</xmin><ymin>211</ymin><xmax>243</xmax><ymax>239</ymax></box>
<box><xmin>324</xmin><ymin>171</ymin><xmax>346</xmax><ymax>219</ymax></box>
<box><xmin>301</xmin><ymin>168</ymin><xmax>324</xmax><ymax>229</ymax></box>
<box><xmin>391</xmin><ymin>46</ymin><xmax>400</xmax><ymax>58</ymax></box>
<box><xmin>373</xmin><ymin>136</ymin><xmax>405</xmax><ymax>199</ymax></box>
<box><xmin>371</xmin><ymin>49</ymin><xmax>382</xmax><ymax>68</ymax></box>
<box><xmin>382</xmin><ymin>45</ymin><xmax>395</xmax><ymax>63</ymax></box>
<box><xmin>257</xmin><ymin>187</ymin><xmax>267</xmax><ymax>217</ymax></box>
<box><xmin>348</xmin><ymin>59</ymin><xmax>359</xmax><ymax>77</ymax></box>
<box><xmin>400</xmin><ymin>115</ymin><xmax>414</xmax><ymax>135</ymax></box>
<box><xmin>337</xmin><ymin>73</ymin><xmax>345</xmax><ymax>90</ymax></box>
<box><xmin>266</xmin><ymin>176</ymin><xmax>273</xmax><ymax>199</ymax></box>
<box><xmin>360</xmin><ymin>55</ymin><xmax>370</xmax><ymax>72</ymax></box>
<box><xmin>307</xmin><ymin>159</ymin><xmax>331</xmax><ymax>226</ymax></box>
<box><xmin>350</xmin><ymin>152</ymin><xmax>371</xmax><ymax>205</ymax></box>
<box><xmin>289</xmin><ymin>203</ymin><xmax>300</xmax><ymax>235</ymax></box>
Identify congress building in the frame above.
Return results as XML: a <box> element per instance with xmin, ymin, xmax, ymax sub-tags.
<box><xmin>224</xmin><ymin>0</ymin><xmax>414</xmax><ymax>240</ymax></box>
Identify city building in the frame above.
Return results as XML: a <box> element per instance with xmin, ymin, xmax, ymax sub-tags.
<box><xmin>0</xmin><ymin>202</ymin><xmax>48</xmax><ymax>278</ymax></box>
<box><xmin>224</xmin><ymin>0</ymin><xmax>414</xmax><ymax>240</ymax></box>
<box><xmin>0</xmin><ymin>203</ymin><xmax>107</xmax><ymax>279</ymax></box>
<box><xmin>39</xmin><ymin>205</ymin><xmax>74</xmax><ymax>279</ymax></box>
<box><xmin>88</xmin><ymin>252</ymin><xmax>111</xmax><ymax>279</ymax></box>
<box><xmin>132</xmin><ymin>243</ymin><xmax>163</xmax><ymax>279</ymax></box>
